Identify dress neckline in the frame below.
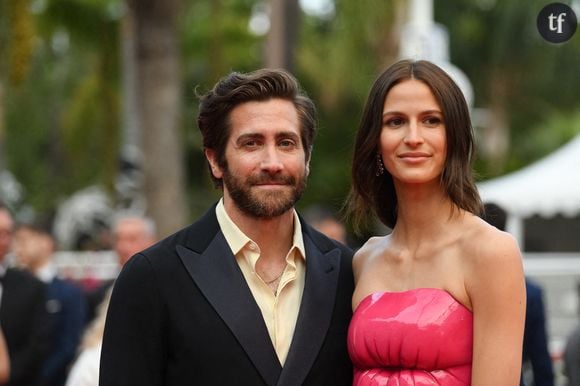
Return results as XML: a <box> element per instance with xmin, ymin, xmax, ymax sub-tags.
<box><xmin>354</xmin><ymin>287</ymin><xmax>472</xmax><ymax>313</ymax></box>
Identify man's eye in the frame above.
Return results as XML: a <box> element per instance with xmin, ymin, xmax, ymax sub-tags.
<box><xmin>243</xmin><ymin>140</ymin><xmax>259</xmax><ymax>148</ymax></box>
<box><xmin>279</xmin><ymin>139</ymin><xmax>296</xmax><ymax>148</ymax></box>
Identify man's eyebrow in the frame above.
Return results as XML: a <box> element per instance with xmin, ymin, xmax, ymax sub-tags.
<box><xmin>235</xmin><ymin>133</ymin><xmax>264</xmax><ymax>144</ymax></box>
<box><xmin>276</xmin><ymin>131</ymin><xmax>300</xmax><ymax>140</ymax></box>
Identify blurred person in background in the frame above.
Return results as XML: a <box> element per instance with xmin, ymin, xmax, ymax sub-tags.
<box><xmin>0</xmin><ymin>201</ymin><xmax>49</xmax><ymax>386</ymax></box>
<box><xmin>482</xmin><ymin>202</ymin><xmax>554</xmax><ymax>386</ymax></box>
<box><xmin>65</xmin><ymin>289</ymin><xmax>112</xmax><ymax>386</ymax></box>
<box><xmin>64</xmin><ymin>215</ymin><xmax>154</xmax><ymax>386</ymax></box>
<box><xmin>13</xmin><ymin>222</ymin><xmax>87</xmax><ymax>386</ymax></box>
<box><xmin>563</xmin><ymin>283</ymin><xmax>580</xmax><ymax>386</ymax></box>
<box><xmin>303</xmin><ymin>205</ymin><xmax>348</xmax><ymax>246</ymax></box>
<box><xmin>85</xmin><ymin>213</ymin><xmax>156</xmax><ymax>324</ymax></box>
<box><xmin>100</xmin><ymin>68</ymin><xmax>354</xmax><ymax>386</ymax></box>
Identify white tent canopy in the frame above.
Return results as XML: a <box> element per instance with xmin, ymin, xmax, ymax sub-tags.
<box><xmin>478</xmin><ymin>134</ymin><xmax>580</xmax><ymax>218</ymax></box>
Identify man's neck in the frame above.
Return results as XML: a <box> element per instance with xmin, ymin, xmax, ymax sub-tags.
<box><xmin>223</xmin><ymin>200</ymin><xmax>295</xmax><ymax>260</ymax></box>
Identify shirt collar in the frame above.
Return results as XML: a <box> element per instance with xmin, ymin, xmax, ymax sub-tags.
<box><xmin>215</xmin><ymin>199</ymin><xmax>306</xmax><ymax>260</ymax></box>
<box><xmin>36</xmin><ymin>261</ymin><xmax>57</xmax><ymax>283</ymax></box>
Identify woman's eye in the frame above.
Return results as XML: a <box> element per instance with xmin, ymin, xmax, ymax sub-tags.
<box><xmin>424</xmin><ymin>116</ymin><xmax>442</xmax><ymax>126</ymax></box>
<box><xmin>385</xmin><ymin>117</ymin><xmax>404</xmax><ymax>127</ymax></box>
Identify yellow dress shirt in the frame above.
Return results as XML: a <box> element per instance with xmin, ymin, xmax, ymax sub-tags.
<box><xmin>216</xmin><ymin>199</ymin><xmax>306</xmax><ymax>365</ymax></box>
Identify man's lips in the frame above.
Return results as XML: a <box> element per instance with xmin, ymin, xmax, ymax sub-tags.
<box><xmin>250</xmin><ymin>175</ymin><xmax>295</xmax><ymax>186</ymax></box>
<box><xmin>251</xmin><ymin>180</ymin><xmax>293</xmax><ymax>187</ymax></box>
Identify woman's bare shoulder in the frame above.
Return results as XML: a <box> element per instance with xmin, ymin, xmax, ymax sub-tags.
<box><xmin>459</xmin><ymin>215</ymin><xmax>523</xmax><ymax>293</ymax></box>
<box><xmin>460</xmin><ymin>215</ymin><xmax>521</xmax><ymax>264</ymax></box>
<box><xmin>353</xmin><ymin>235</ymin><xmax>390</xmax><ymax>274</ymax></box>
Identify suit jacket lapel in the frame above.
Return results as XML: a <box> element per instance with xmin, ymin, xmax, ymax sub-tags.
<box><xmin>276</xmin><ymin>232</ymin><xmax>341</xmax><ymax>386</ymax></box>
<box><xmin>176</xmin><ymin>231</ymin><xmax>282</xmax><ymax>386</ymax></box>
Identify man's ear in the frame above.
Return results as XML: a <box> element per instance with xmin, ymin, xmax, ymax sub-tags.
<box><xmin>205</xmin><ymin>148</ymin><xmax>223</xmax><ymax>179</ymax></box>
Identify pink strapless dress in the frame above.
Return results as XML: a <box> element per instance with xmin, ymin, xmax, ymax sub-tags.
<box><xmin>348</xmin><ymin>288</ymin><xmax>473</xmax><ymax>386</ymax></box>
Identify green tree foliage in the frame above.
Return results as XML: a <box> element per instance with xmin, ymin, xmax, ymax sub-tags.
<box><xmin>4</xmin><ymin>0</ymin><xmax>120</xmax><ymax>213</ymax></box>
<box><xmin>435</xmin><ymin>0</ymin><xmax>580</xmax><ymax>178</ymax></box>
<box><xmin>7</xmin><ymin>0</ymin><xmax>34</xmax><ymax>85</ymax></box>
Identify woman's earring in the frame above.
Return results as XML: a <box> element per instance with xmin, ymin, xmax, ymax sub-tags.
<box><xmin>376</xmin><ymin>153</ymin><xmax>385</xmax><ymax>176</ymax></box>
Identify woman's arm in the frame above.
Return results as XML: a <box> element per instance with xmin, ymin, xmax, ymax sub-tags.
<box><xmin>467</xmin><ymin>230</ymin><xmax>526</xmax><ymax>386</ymax></box>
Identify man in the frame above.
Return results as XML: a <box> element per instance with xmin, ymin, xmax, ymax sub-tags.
<box><xmin>0</xmin><ymin>202</ymin><xmax>49</xmax><ymax>386</ymax></box>
<box><xmin>13</xmin><ymin>223</ymin><xmax>87</xmax><ymax>386</ymax></box>
<box><xmin>85</xmin><ymin>214</ymin><xmax>156</xmax><ymax>323</ymax></box>
<box><xmin>100</xmin><ymin>69</ymin><xmax>354</xmax><ymax>385</ymax></box>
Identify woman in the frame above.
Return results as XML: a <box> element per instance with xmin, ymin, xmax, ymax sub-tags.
<box><xmin>346</xmin><ymin>59</ymin><xmax>526</xmax><ymax>385</ymax></box>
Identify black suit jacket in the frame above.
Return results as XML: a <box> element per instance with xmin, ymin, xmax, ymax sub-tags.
<box><xmin>100</xmin><ymin>206</ymin><xmax>354</xmax><ymax>386</ymax></box>
<box><xmin>0</xmin><ymin>267</ymin><xmax>49</xmax><ymax>386</ymax></box>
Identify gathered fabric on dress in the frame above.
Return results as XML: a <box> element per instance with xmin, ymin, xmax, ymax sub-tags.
<box><xmin>348</xmin><ymin>288</ymin><xmax>473</xmax><ymax>386</ymax></box>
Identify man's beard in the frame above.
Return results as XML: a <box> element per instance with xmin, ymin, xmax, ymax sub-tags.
<box><xmin>222</xmin><ymin>167</ymin><xmax>307</xmax><ymax>219</ymax></box>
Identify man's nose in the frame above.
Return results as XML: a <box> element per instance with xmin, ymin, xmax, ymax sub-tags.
<box><xmin>260</xmin><ymin>146</ymin><xmax>284</xmax><ymax>173</ymax></box>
